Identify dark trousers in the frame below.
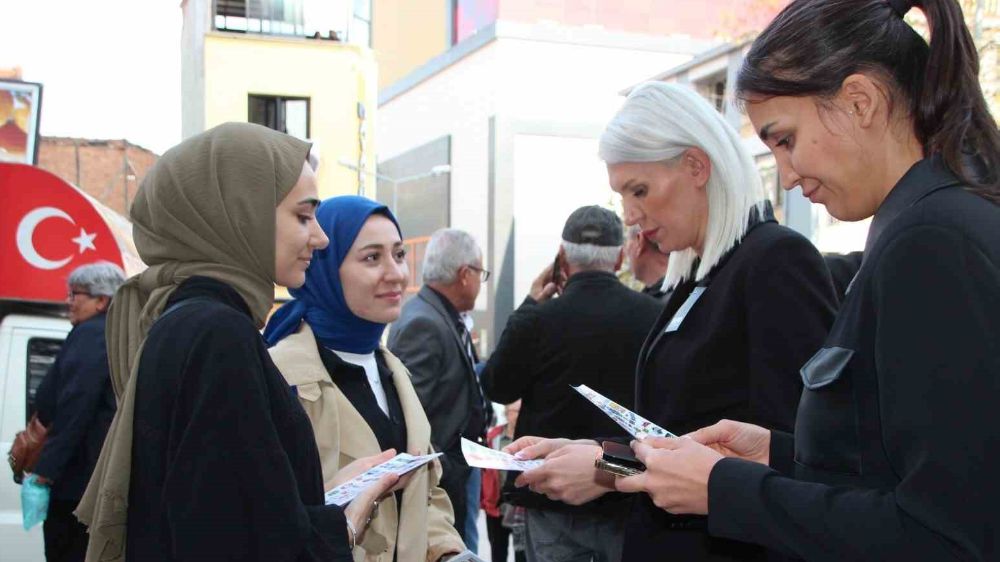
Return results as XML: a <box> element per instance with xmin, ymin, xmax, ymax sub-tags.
<box><xmin>487</xmin><ymin>515</ymin><xmax>527</xmax><ymax>562</ymax></box>
<box><xmin>439</xmin><ymin>447</ymin><xmax>471</xmax><ymax>542</ymax></box>
<box><xmin>524</xmin><ymin>508</ymin><xmax>624</xmax><ymax>562</ymax></box>
<box><xmin>43</xmin><ymin>499</ymin><xmax>87</xmax><ymax>562</ymax></box>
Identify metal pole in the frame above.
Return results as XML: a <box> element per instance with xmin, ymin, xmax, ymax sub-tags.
<box><xmin>975</xmin><ymin>0</ymin><xmax>984</xmax><ymax>42</ymax></box>
<box><xmin>73</xmin><ymin>138</ymin><xmax>81</xmax><ymax>186</ymax></box>
<box><xmin>391</xmin><ymin>179</ymin><xmax>398</xmax><ymax>216</ymax></box>
<box><xmin>122</xmin><ymin>141</ymin><xmax>129</xmax><ymax>213</ymax></box>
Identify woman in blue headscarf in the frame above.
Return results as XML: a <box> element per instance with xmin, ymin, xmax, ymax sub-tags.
<box><xmin>265</xmin><ymin>196</ymin><xmax>466</xmax><ymax>562</ymax></box>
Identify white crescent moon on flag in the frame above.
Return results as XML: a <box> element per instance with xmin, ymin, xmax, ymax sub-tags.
<box><xmin>16</xmin><ymin>206</ymin><xmax>76</xmax><ymax>270</ymax></box>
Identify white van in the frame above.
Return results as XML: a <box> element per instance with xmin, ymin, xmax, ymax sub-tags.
<box><xmin>0</xmin><ymin>312</ymin><xmax>71</xmax><ymax>561</ymax></box>
<box><xmin>0</xmin><ymin>161</ymin><xmax>141</xmax><ymax>561</ymax></box>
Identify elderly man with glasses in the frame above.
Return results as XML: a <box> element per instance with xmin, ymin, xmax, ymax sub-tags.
<box><xmin>388</xmin><ymin>228</ymin><xmax>490</xmax><ymax>545</ymax></box>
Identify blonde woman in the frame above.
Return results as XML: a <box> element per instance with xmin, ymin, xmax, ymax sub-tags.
<box><xmin>506</xmin><ymin>83</ymin><xmax>838</xmax><ymax>560</ymax></box>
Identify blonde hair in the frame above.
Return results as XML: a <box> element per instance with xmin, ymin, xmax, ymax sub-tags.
<box><xmin>599</xmin><ymin>82</ymin><xmax>766</xmax><ymax>289</ymax></box>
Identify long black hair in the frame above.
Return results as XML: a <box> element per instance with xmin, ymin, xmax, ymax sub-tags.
<box><xmin>737</xmin><ymin>0</ymin><xmax>1000</xmax><ymax>204</ymax></box>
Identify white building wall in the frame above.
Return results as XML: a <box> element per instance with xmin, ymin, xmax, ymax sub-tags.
<box><xmin>511</xmin><ymin>134</ymin><xmax>611</xmax><ymax>301</ymax></box>
<box><xmin>181</xmin><ymin>0</ymin><xmax>210</xmax><ymax>139</ymax></box>
<box><xmin>494</xmin><ymin>34</ymin><xmax>693</xmax><ymax>126</ymax></box>
<box><xmin>377</xmin><ymin>44</ymin><xmax>501</xmax><ymax>300</ymax></box>
<box><xmin>377</xmin><ymin>25</ymin><xmax>703</xmax><ymax>313</ymax></box>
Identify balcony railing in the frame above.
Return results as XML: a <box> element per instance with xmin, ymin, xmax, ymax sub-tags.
<box><xmin>403</xmin><ymin>236</ymin><xmax>430</xmax><ymax>294</ymax></box>
<box><xmin>213</xmin><ymin>0</ymin><xmax>305</xmax><ymax>37</ymax></box>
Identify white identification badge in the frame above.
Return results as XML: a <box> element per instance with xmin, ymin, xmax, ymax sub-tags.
<box><xmin>664</xmin><ymin>286</ymin><xmax>706</xmax><ymax>333</ymax></box>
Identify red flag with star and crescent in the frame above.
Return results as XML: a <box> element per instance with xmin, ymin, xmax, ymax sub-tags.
<box><xmin>0</xmin><ymin>163</ymin><xmax>132</xmax><ymax>303</ymax></box>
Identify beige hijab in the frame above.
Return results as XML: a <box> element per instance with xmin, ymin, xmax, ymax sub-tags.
<box><xmin>75</xmin><ymin>122</ymin><xmax>310</xmax><ymax>561</ymax></box>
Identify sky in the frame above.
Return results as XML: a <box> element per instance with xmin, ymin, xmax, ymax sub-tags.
<box><xmin>0</xmin><ymin>0</ymin><xmax>182</xmax><ymax>154</ymax></box>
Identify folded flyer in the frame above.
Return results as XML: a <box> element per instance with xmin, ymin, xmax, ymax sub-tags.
<box><xmin>572</xmin><ymin>384</ymin><xmax>676</xmax><ymax>439</ymax></box>
<box><xmin>324</xmin><ymin>452</ymin><xmax>441</xmax><ymax>506</ymax></box>
<box><xmin>461</xmin><ymin>437</ymin><xmax>543</xmax><ymax>471</ymax></box>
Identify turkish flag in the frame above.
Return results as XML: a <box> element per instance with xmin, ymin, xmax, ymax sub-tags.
<box><xmin>0</xmin><ymin>163</ymin><xmax>125</xmax><ymax>302</ymax></box>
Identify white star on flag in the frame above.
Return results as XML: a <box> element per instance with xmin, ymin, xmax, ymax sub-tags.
<box><xmin>72</xmin><ymin>228</ymin><xmax>97</xmax><ymax>254</ymax></box>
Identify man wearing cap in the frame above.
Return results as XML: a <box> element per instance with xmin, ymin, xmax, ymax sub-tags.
<box><xmin>481</xmin><ymin>206</ymin><xmax>661</xmax><ymax>562</ymax></box>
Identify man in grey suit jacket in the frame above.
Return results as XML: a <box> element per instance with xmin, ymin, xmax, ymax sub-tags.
<box><xmin>388</xmin><ymin>228</ymin><xmax>489</xmax><ymax>542</ymax></box>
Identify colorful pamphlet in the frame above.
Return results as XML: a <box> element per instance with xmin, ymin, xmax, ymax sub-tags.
<box><xmin>461</xmin><ymin>437</ymin><xmax>543</xmax><ymax>471</ymax></box>
<box><xmin>324</xmin><ymin>452</ymin><xmax>441</xmax><ymax>506</ymax></box>
<box><xmin>572</xmin><ymin>384</ymin><xmax>677</xmax><ymax>439</ymax></box>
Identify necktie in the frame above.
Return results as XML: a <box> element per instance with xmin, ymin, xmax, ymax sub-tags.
<box><xmin>461</xmin><ymin>324</ymin><xmax>479</xmax><ymax>364</ymax></box>
<box><xmin>458</xmin><ymin>321</ymin><xmax>489</xmax><ymax>439</ymax></box>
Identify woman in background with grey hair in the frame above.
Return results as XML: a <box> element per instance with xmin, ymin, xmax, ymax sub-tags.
<box><xmin>32</xmin><ymin>261</ymin><xmax>125</xmax><ymax>562</ymax></box>
<box><xmin>506</xmin><ymin>82</ymin><xmax>838</xmax><ymax>560</ymax></box>
<box><xmin>63</xmin><ymin>261</ymin><xmax>126</xmax><ymax>327</ymax></box>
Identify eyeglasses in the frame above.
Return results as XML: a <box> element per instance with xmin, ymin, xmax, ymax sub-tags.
<box><xmin>66</xmin><ymin>290</ymin><xmax>93</xmax><ymax>300</ymax></box>
<box><xmin>466</xmin><ymin>265</ymin><xmax>491</xmax><ymax>283</ymax></box>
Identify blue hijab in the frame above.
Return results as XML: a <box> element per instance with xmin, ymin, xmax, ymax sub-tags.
<box><xmin>264</xmin><ymin>196</ymin><xmax>401</xmax><ymax>353</ymax></box>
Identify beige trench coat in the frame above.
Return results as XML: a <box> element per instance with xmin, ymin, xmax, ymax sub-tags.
<box><xmin>269</xmin><ymin>324</ymin><xmax>465</xmax><ymax>562</ymax></box>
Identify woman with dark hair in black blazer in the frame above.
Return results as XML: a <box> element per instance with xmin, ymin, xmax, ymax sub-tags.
<box><xmin>504</xmin><ymin>82</ymin><xmax>838</xmax><ymax>560</ymax></box>
<box><xmin>617</xmin><ymin>1</ymin><xmax>1000</xmax><ymax>560</ymax></box>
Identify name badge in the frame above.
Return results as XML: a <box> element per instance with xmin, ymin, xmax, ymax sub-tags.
<box><xmin>664</xmin><ymin>287</ymin><xmax>705</xmax><ymax>333</ymax></box>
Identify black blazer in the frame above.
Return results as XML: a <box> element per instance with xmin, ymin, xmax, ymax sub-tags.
<box><xmin>624</xmin><ymin>208</ymin><xmax>837</xmax><ymax>561</ymax></box>
<box><xmin>483</xmin><ymin>271</ymin><xmax>661</xmax><ymax>441</ymax></box>
<box><xmin>34</xmin><ymin>312</ymin><xmax>116</xmax><ymax>501</ymax></box>
<box><xmin>482</xmin><ymin>271</ymin><xmax>661</xmax><ymax>512</ymax></box>
<box><xmin>708</xmin><ymin>158</ymin><xmax>1000</xmax><ymax>561</ymax></box>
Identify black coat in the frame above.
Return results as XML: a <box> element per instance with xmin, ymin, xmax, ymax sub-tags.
<box><xmin>125</xmin><ymin>277</ymin><xmax>351</xmax><ymax>562</ymax></box>
<box><xmin>482</xmin><ymin>270</ymin><xmax>662</xmax><ymax>512</ymax></box>
<box><xmin>34</xmin><ymin>312</ymin><xmax>116</xmax><ymax>501</ymax></box>
<box><xmin>625</xmin><ymin>209</ymin><xmax>837</xmax><ymax>561</ymax></box>
<box><xmin>642</xmin><ymin>277</ymin><xmax>672</xmax><ymax>301</ymax></box>
<box><xmin>707</xmin><ymin>158</ymin><xmax>1000</xmax><ymax>561</ymax></box>
<box><xmin>823</xmin><ymin>251</ymin><xmax>864</xmax><ymax>302</ymax></box>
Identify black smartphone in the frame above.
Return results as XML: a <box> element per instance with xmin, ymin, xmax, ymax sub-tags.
<box><xmin>595</xmin><ymin>441</ymin><xmax>646</xmax><ymax>477</ymax></box>
<box><xmin>551</xmin><ymin>253</ymin><xmax>562</xmax><ymax>288</ymax></box>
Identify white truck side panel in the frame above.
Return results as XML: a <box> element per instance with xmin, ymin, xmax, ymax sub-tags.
<box><xmin>0</xmin><ymin>314</ymin><xmax>72</xmax><ymax>562</ymax></box>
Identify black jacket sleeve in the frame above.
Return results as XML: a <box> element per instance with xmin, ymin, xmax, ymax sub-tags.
<box><xmin>707</xmin><ymin>225</ymin><xmax>1000</xmax><ymax>561</ymax></box>
<box><xmin>161</xmin><ymin>320</ymin><xmax>351</xmax><ymax>561</ymax></box>
<box><xmin>745</xmin><ymin>234</ymin><xmax>836</xmax><ymax>431</ymax></box>
<box><xmin>34</xmin><ymin>356</ymin><xmax>57</xmax><ymax>426</ymax></box>
<box><xmin>481</xmin><ymin>297</ymin><xmax>541</xmax><ymax>404</ymax></box>
<box><xmin>34</xmin><ymin>323</ymin><xmax>110</xmax><ymax>482</ymax></box>
<box><xmin>768</xmin><ymin>430</ymin><xmax>794</xmax><ymax>477</ymax></box>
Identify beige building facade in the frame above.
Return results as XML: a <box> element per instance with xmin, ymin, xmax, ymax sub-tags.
<box><xmin>181</xmin><ymin>0</ymin><xmax>378</xmax><ymax>200</ymax></box>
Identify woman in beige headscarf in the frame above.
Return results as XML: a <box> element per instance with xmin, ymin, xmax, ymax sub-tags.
<box><xmin>75</xmin><ymin>123</ymin><xmax>398</xmax><ymax>562</ymax></box>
